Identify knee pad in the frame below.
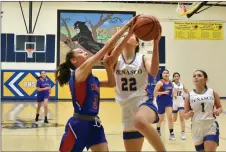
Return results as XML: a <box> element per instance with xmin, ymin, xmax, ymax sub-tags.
<box><xmin>123</xmin><ymin>131</ymin><xmax>144</xmax><ymax>140</ymax></box>
<box><xmin>195</xmin><ymin>143</ymin><xmax>204</xmax><ymax>151</ymax></box>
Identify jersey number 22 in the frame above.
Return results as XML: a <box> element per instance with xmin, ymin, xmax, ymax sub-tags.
<box><xmin>121</xmin><ymin>77</ymin><xmax>137</xmax><ymax>91</ymax></box>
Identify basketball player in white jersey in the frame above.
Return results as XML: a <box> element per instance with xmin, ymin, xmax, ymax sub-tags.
<box><xmin>104</xmin><ymin>24</ymin><xmax>166</xmax><ymax>151</ymax></box>
<box><xmin>172</xmin><ymin>72</ymin><xmax>188</xmax><ymax>140</ymax></box>
<box><xmin>184</xmin><ymin>70</ymin><xmax>223</xmax><ymax>152</ymax></box>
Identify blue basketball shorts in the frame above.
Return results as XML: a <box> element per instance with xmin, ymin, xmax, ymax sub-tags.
<box><xmin>192</xmin><ymin>120</ymin><xmax>219</xmax><ymax>150</ymax></box>
<box><xmin>156</xmin><ymin>99</ymin><xmax>173</xmax><ymax>114</ymax></box>
<box><xmin>37</xmin><ymin>94</ymin><xmax>49</xmax><ymax>102</ymax></box>
<box><xmin>140</xmin><ymin>98</ymin><xmax>159</xmax><ymax>123</ymax></box>
<box><xmin>59</xmin><ymin>117</ymin><xmax>107</xmax><ymax>152</ymax></box>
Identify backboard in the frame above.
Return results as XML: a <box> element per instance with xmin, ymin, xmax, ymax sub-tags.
<box><xmin>15</xmin><ymin>35</ymin><xmax>46</xmax><ymax>58</ymax></box>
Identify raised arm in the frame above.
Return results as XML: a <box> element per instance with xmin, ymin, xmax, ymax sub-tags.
<box><xmin>144</xmin><ymin>25</ymin><xmax>162</xmax><ymax>77</ymax></box>
<box><xmin>101</xmin><ymin>16</ymin><xmax>140</xmax><ymax>66</ymax></box>
<box><xmin>75</xmin><ymin>18</ymin><xmax>135</xmax><ymax>83</ymax></box>
<box><xmin>100</xmin><ymin>53</ymin><xmax>116</xmax><ymax>87</ymax></box>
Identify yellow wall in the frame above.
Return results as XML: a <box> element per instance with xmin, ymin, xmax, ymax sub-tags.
<box><xmin>2</xmin><ymin>71</ymin><xmax>57</xmax><ymax>99</ymax></box>
<box><xmin>58</xmin><ymin>69</ymin><xmax>115</xmax><ymax>99</ymax></box>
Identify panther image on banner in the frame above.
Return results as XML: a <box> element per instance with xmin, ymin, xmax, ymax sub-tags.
<box><xmin>58</xmin><ymin>10</ymin><xmax>135</xmax><ymax>68</ymax></box>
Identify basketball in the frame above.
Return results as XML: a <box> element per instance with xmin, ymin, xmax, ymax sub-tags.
<box><xmin>133</xmin><ymin>15</ymin><xmax>161</xmax><ymax>41</ymax></box>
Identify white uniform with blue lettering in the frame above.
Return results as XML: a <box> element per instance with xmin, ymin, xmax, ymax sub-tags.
<box><xmin>114</xmin><ymin>53</ymin><xmax>149</xmax><ymax>130</ymax></box>
<box><xmin>189</xmin><ymin>88</ymin><xmax>219</xmax><ymax>144</ymax></box>
<box><xmin>173</xmin><ymin>82</ymin><xmax>185</xmax><ymax>112</ymax></box>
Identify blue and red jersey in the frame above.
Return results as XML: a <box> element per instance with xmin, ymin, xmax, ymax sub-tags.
<box><xmin>36</xmin><ymin>78</ymin><xmax>50</xmax><ymax>97</ymax></box>
<box><xmin>156</xmin><ymin>80</ymin><xmax>173</xmax><ymax>102</ymax></box>
<box><xmin>69</xmin><ymin>70</ymin><xmax>100</xmax><ymax>116</ymax></box>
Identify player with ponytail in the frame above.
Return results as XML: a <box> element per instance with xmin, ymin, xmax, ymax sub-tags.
<box><xmin>57</xmin><ymin>16</ymin><xmax>138</xmax><ymax>152</ymax></box>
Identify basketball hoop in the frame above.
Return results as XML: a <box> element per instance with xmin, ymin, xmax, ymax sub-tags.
<box><xmin>177</xmin><ymin>2</ymin><xmax>189</xmax><ymax>16</ymax></box>
<box><xmin>177</xmin><ymin>2</ymin><xmax>205</xmax><ymax>17</ymax></box>
<box><xmin>26</xmin><ymin>48</ymin><xmax>34</xmax><ymax>58</ymax></box>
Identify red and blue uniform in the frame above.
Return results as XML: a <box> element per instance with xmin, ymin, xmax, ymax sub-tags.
<box><xmin>59</xmin><ymin>70</ymin><xmax>107</xmax><ymax>152</ymax></box>
<box><xmin>156</xmin><ymin>80</ymin><xmax>173</xmax><ymax>114</ymax></box>
<box><xmin>36</xmin><ymin>78</ymin><xmax>50</xmax><ymax>102</ymax></box>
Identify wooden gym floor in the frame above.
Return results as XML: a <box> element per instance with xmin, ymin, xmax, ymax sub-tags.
<box><xmin>1</xmin><ymin>100</ymin><xmax>226</xmax><ymax>151</ymax></box>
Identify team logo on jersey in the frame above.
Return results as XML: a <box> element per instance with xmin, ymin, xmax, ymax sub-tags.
<box><xmin>116</xmin><ymin>69</ymin><xmax>143</xmax><ymax>75</ymax></box>
<box><xmin>93</xmin><ymin>95</ymin><xmax>98</xmax><ymax>109</ymax></box>
<box><xmin>166</xmin><ymin>87</ymin><xmax>173</xmax><ymax>90</ymax></box>
<box><xmin>91</xmin><ymin>84</ymin><xmax>99</xmax><ymax>93</ymax></box>
<box><xmin>191</xmin><ymin>96</ymin><xmax>214</xmax><ymax>103</ymax></box>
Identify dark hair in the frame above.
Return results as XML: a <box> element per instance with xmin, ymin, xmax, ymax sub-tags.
<box><xmin>195</xmin><ymin>70</ymin><xmax>208</xmax><ymax>89</ymax></box>
<box><xmin>135</xmin><ymin>36</ymin><xmax>140</xmax><ymax>53</ymax></box>
<box><xmin>160</xmin><ymin>69</ymin><xmax>169</xmax><ymax>80</ymax></box>
<box><xmin>36</xmin><ymin>70</ymin><xmax>46</xmax><ymax>80</ymax></box>
<box><xmin>162</xmin><ymin>69</ymin><xmax>169</xmax><ymax>74</ymax></box>
<box><xmin>55</xmin><ymin>50</ymin><xmax>75</xmax><ymax>86</ymax></box>
<box><xmin>173</xmin><ymin>72</ymin><xmax>180</xmax><ymax>78</ymax></box>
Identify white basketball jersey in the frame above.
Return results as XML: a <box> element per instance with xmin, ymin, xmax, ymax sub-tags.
<box><xmin>173</xmin><ymin>82</ymin><xmax>184</xmax><ymax>101</ymax></box>
<box><xmin>189</xmin><ymin>88</ymin><xmax>215</xmax><ymax>122</ymax></box>
<box><xmin>114</xmin><ymin>53</ymin><xmax>148</xmax><ymax>104</ymax></box>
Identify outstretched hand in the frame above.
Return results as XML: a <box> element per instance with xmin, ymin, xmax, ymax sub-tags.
<box><xmin>126</xmin><ymin>14</ymin><xmax>141</xmax><ymax>28</ymax></box>
<box><xmin>124</xmin><ymin>15</ymin><xmax>141</xmax><ymax>39</ymax></box>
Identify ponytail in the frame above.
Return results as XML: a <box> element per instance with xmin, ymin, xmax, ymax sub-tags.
<box><xmin>55</xmin><ymin>62</ymin><xmax>73</xmax><ymax>87</ymax></box>
<box><xmin>55</xmin><ymin>50</ymin><xmax>76</xmax><ymax>86</ymax></box>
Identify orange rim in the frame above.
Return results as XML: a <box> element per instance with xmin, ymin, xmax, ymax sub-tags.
<box><xmin>26</xmin><ymin>49</ymin><xmax>34</xmax><ymax>52</ymax></box>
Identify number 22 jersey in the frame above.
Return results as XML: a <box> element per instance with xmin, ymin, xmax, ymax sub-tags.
<box><xmin>114</xmin><ymin>53</ymin><xmax>149</xmax><ymax>104</ymax></box>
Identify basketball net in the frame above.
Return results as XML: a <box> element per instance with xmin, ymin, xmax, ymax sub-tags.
<box><xmin>26</xmin><ymin>49</ymin><xmax>34</xmax><ymax>58</ymax></box>
<box><xmin>177</xmin><ymin>3</ymin><xmax>188</xmax><ymax>16</ymax></box>
<box><xmin>176</xmin><ymin>2</ymin><xmax>202</xmax><ymax>16</ymax></box>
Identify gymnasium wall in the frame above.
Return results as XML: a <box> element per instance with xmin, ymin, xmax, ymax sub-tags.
<box><xmin>1</xmin><ymin>2</ymin><xmax>226</xmax><ymax>99</ymax></box>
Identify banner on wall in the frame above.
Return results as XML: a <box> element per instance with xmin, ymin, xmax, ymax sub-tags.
<box><xmin>1</xmin><ymin>70</ymin><xmax>57</xmax><ymax>100</ymax></box>
<box><xmin>174</xmin><ymin>22</ymin><xmax>224</xmax><ymax>40</ymax></box>
<box><xmin>57</xmin><ymin>10</ymin><xmax>135</xmax><ymax>68</ymax></box>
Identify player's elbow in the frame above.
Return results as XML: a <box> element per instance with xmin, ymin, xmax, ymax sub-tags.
<box><xmin>108</xmin><ymin>81</ymin><xmax>116</xmax><ymax>87</ymax></box>
<box><xmin>149</xmin><ymin>68</ymin><xmax>158</xmax><ymax>77</ymax></box>
<box><xmin>184</xmin><ymin>115</ymin><xmax>190</xmax><ymax>120</ymax></box>
<box><xmin>149</xmin><ymin>71</ymin><xmax>158</xmax><ymax>77</ymax></box>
